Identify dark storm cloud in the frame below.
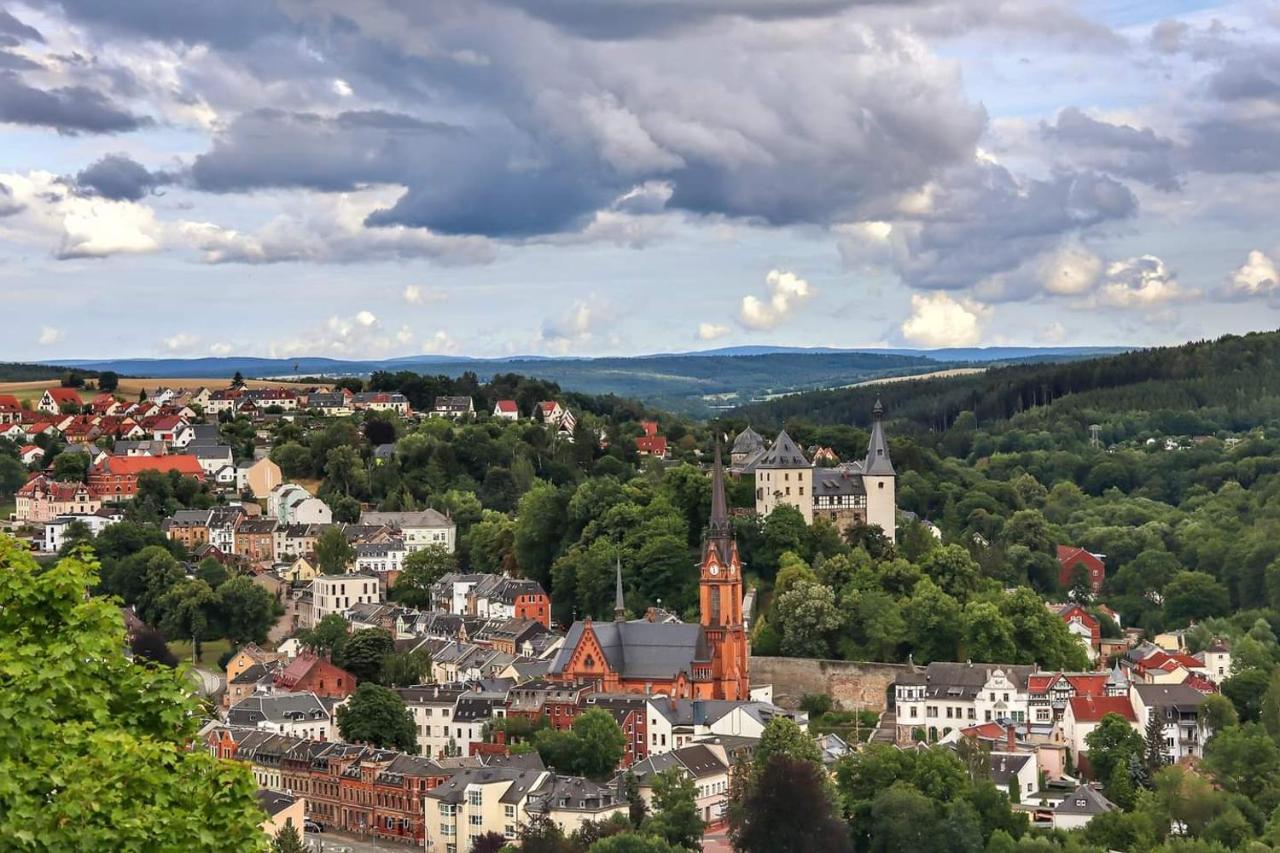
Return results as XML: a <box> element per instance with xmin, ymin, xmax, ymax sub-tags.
<box><xmin>890</xmin><ymin>163</ymin><xmax>1137</xmax><ymax>291</ymax></box>
<box><xmin>189</xmin><ymin>109</ymin><xmax>467</xmax><ymax>193</ymax></box>
<box><xmin>51</xmin><ymin>0</ymin><xmax>296</xmax><ymax>49</ymax></box>
<box><xmin>0</xmin><ymin>10</ymin><xmax>43</xmax><ymax>43</ymax></box>
<box><xmin>0</xmin><ymin>71</ymin><xmax>151</xmax><ymax>134</ymax></box>
<box><xmin>486</xmin><ymin>0</ymin><xmax>865</xmax><ymax>38</ymax></box>
<box><xmin>0</xmin><ymin>50</ymin><xmax>40</xmax><ymax>71</ymax></box>
<box><xmin>1042</xmin><ymin>107</ymin><xmax>1181</xmax><ymax>191</ymax></box>
<box><xmin>74</xmin><ymin>154</ymin><xmax>175</xmax><ymax>201</ymax></box>
<box><xmin>1208</xmin><ymin>51</ymin><xmax>1280</xmax><ymax>102</ymax></box>
<box><xmin>1185</xmin><ymin>117</ymin><xmax>1280</xmax><ymax>174</ymax></box>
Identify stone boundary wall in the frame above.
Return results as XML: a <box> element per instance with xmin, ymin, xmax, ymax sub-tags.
<box><xmin>749</xmin><ymin>656</ymin><xmax>918</xmax><ymax>712</ymax></box>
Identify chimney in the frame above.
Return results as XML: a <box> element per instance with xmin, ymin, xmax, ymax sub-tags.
<box><xmin>1006</xmin><ymin>725</ymin><xmax>1016</xmax><ymax>753</ymax></box>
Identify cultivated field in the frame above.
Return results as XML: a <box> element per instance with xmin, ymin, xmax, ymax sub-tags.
<box><xmin>0</xmin><ymin>376</ymin><xmax>320</xmax><ymax>403</ymax></box>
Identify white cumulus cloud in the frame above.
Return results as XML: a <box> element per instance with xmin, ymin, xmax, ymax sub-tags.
<box><xmin>209</xmin><ymin>342</ymin><xmax>233</xmax><ymax>356</ymax></box>
<box><xmin>738</xmin><ymin>269</ymin><xmax>814</xmax><ymax>331</ymax></box>
<box><xmin>697</xmin><ymin>322</ymin><xmax>730</xmax><ymax>341</ymax></box>
<box><xmin>1096</xmin><ymin>255</ymin><xmax>1196</xmax><ymax>308</ymax></box>
<box><xmin>37</xmin><ymin>326</ymin><xmax>63</xmax><ymax>346</ymax></box>
<box><xmin>900</xmin><ymin>292</ymin><xmax>988</xmax><ymax>347</ymax></box>
<box><xmin>162</xmin><ymin>332</ymin><xmax>200</xmax><ymax>352</ymax></box>
<box><xmin>1223</xmin><ymin>250</ymin><xmax>1279</xmax><ymax>299</ymax></box>
<box><xmin>422</xmin><ymin>330</ymin><xmax>459</xmax><ymax>354</ymax></box>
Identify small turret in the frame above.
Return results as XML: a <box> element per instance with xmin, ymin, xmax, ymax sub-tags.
<box><xmin>613</xmin><ymin>553</ymin><xmax>626</xmax><ymax>622</ymax></box>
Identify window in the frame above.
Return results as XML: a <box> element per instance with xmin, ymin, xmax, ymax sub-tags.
<box><xmin>468</xmin><ymin>791</ymin><xmax>482</xmax><ymax>807</ymax></box>
<box><xmin>468</xmin><ymin>815</ymin><xmax>483</xmax><ymax>827</ymax></box>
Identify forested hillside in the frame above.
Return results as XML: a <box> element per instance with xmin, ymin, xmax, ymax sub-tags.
<box><xmin>733</xmin><ymin>330</ymin><xmax>1280</xmax><ymax>435</ymax></box>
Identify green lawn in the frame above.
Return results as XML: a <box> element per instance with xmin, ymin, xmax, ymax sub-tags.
<box><xmin>167</xmin><ymin>638</ymin><xmax>233</xmax><ymax>667</ymax></box>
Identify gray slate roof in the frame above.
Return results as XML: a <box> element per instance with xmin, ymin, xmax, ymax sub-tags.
<box><xmin>227</xmin><ymin>692</ymin><xmax>329</xmax><ymax>726</ymax></box>
<box><xmin>755</xmin><ymin>430</ymin><xmax>810</xmax><ymax>469</ymax></box>
<box><xmin>1055</xmin><ymin>785</ymin><xmax>1117</xmax><ymax>816</ymax></box>
<box><xmin>360</xmin><ymin>509</ymin><xmax>453</xmax><ymax>529</ymax></box>
<box><xmin>549</xmin><ymin>620</ymin><xmax>709</xmax><ymax>680</ymax></box>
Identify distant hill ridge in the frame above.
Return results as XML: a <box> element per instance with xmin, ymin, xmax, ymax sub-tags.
<box><xmin>731</xmin><ymin>329</ymin><xmax>1280</xmax><ymax>432</ymax></box>
<box><xmin>24</xmin><ymin>344</ymin><xmax>1126</xmax><ymax>416</ymax></box>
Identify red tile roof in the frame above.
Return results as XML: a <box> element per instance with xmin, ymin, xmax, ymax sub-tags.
<box><xmin>96</xmin><ymin>455</ymin><xmax>205</xmax><ymax>477</ymax></box>
<box><xmin>44</xmin><ymin>388</ymin><xmax>82</xmax><ymax>405</ymax></box>
<box><xmin>1067</xmin><ymin>695</ymin><xmax>1136</xmax><ymax>722</ymax></box>
<box><xmin>0</xmin><ymin>394</ymin><xmax>20</xmax><ymax>409</ymax></box>
<box><xmin>1065</xmin><ymin>675</ymin><xmax>1108</xmax><ymax>697</ymax></box>
<box><xmin>495</xmin><ymin>400</ymin><xmax>518</xmax><ymax>413</ymax></box>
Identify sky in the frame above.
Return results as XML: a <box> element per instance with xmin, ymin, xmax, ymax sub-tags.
<box><xmin>1</xmin><ymin>0</ymin><xmax>1279</xmax><ymax>361</ymax></box>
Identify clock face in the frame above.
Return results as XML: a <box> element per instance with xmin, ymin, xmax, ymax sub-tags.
<box><xmin>709</xmin><ymin>565</ymin><xmax>720</xmax><ymax>576</ymax></box>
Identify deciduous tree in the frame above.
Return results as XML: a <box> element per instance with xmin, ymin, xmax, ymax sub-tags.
<box><xmin>336</xmin><ymin>683</ymin><xmax>417</xmax><ymax>753</ymax></box>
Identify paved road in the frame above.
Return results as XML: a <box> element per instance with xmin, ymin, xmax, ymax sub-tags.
<box><xmin>304</xmin><ymin>832</ymin><xmax>413</xmax><ymax>853</ymax></box>
<box><xmin>703</xmin><ymin>826</ymin><xmax>732</xmax><ymax>853</ymax></box>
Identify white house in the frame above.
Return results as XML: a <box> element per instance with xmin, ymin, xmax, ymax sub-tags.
<box><xmin>311</xmin><ymin>574</ymin><xmax>383</xmax><ymax>624</ymax></box>
<box><xmin>493</xmin><ymin>400</ymin><xmax>520</xmax><ymax>420</ymax></box>
<box><xmin>359</xmin><ymin>509</ymin><xmax>456</xmax><ymax>553</ymax></box>
<box><xmin>1053</xmin><ymin>785</ymin><xmax>1118</xmax><ymax>830</ymax></box>
<box><xmin>225</xmin><ymin>692</ymin><xmax>332</xmax><ymax>741</ymax></box>
<box><xmin>1130</xmin><ymin>683</ymin><xmax>1208</xmax><ymax>762</ymax></box>
<box><xmin>1059</xmin><ymin>695</ymin><xmax>1139</xmax><ymax>757</ymax></box>
<box><xmin>894</xmin><ymin>662</ymin><xmax>1036</xmax><ymax>743</ymax></box>
<box><xmin>396</xmin><ymin>684</ymin><xmax>471</xmax><ymax>759</ymax></box>
<box><xmin>270</xmin><ymin>483</ymin><xmax>333</xmax><ymax>525</ymax></box>
<box><xmin>43</xmin><ymin>508</ymin><xmax>123</xmax><ymax>552</ymax></box>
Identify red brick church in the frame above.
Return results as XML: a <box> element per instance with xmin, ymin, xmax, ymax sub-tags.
<box><xmin>548</xmin><ymin>446</ymin><xmax>751</xmax><ymax>701</ymax></box>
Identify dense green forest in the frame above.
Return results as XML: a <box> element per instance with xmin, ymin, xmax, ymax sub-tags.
<box><xmin>0</xmin><ymin>362</ymin><xmax>99</xmax><ymax>382</ymax></box>
<box><xmin>734</xmin><ymin>330</ymin><xmax>1280</xmax><ymax>434</ymax></box>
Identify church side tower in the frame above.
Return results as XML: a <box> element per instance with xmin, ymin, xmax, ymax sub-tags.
<box><xmin>700</xmin><ymin>444</ymin><xmax>750</xmax><ymax>701</ymax></box>
<box><xmin>863</xmin><ymin>399</ymin><xmax>897</xmax><ymax>542</ymax></box>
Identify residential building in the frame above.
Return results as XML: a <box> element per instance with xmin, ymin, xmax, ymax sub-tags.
<box><xmin>88</xmin><ymin>454</ymin><xmax>205</xmax><ymax>500</ymax></box>
<box><xmin>1057</xmin><ymin>545</ymin><xmax>1106</xmax><ymax>593</ymax></box>
<box><xmin>1053</xmin><ymin>785</ymin><xmax>1118</xmax><ymax>830</ymax></box>
<box><xmin>274</xmin><ymin>652</ymin><xmax>356</xmax><ymax>700</ymax></box>
<box><xmin>42</xmin><ymin>508</ymin><xmax>122</xmax><ymax>552</ymax></box>
<box><xmin>432</xmin><ymin>396</ymin><xmax>475</xmax><ymax>419</ymax></box>
<box><xmin>360</xmin><ymin>509</ymin><xmax>456</xmax><ymax>553</ymax></box>
<box><xmin>628</xmin><ymin>742</ymin><xmax>733</xmax><ymax>826</ymax></box>
<box><xmin>351</xmin><ymin>391</ymin><xmax>411</xmax><ymax>415</ymax></box>
<box><xmin>14</xmin><ymin>475</ymin><xmax>100</xmax><ymax>523</ymax></box>
<box><xmin>493</xmin><ymin>400</ymin><xmax>519</xmax><ymax>420</ymax></box>
<box><xmin>37</xmin><ymin>387</ymin><xmax>82</xmax><ymax>414</ymax></box>
<box><xmin>1130</xmin><ymin>683</ymin><xmax>1208</xmax><ymax>762</ymax></box>
<box><xmin>235</xmin><ymin>519</ymin><xmax>279</xmax><ymax>562</ymax></box>
<box><xmin>354</xmin><ymin>539</ymin><xmax>407</xmax><ymax>578</ymax></box>
<box><xmin>226</xmin><ymin>692</ymin><xmax>333</xmax><ymax>741</ymax></box>
<box><xmin>312</xmin><ymin>574</ymin><xmax>383</xmax><ymax>624</ymax></box>
<box><xmin>894</xmin><ymin>662</ymin><xmax>1036</xmax><ymax>743</ymax></box>
<box><xmin>1059</xmin><ymin>695</ymin><xmax>1138</xmax><ymax>759</ymax></box>
<box><xmin>238</xmin><ymin>457</ymin><xmax>283</xmax><ymax>498</ymax></box>
<box><xmin>425</xmin><ymin>765</ymin><xmax>625</xmax><ymax>853</ymax></box>
<box><xmin>270</xmin><ymin>483</ymin><xmax>333</xmax><ymax>525</ymax></box>
<box><xmin>257</xmin><ymin>790</ymin><xmax>306</xmax><ymax>840</ymax></box>
<box><xmin>398</xmin><ymin>684</ymin><xmax>472</xmax><ymax>759</ymax></box>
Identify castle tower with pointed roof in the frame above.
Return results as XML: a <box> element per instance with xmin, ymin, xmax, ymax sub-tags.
<box><xmin>753</xmin><ymin>429</ymin><xmax>813</xmax><ymax>523</ymax></box>
<box><xmin>863</xmin><ymin>399</ymin><xmax>897</xmax><ymax>542</ymax></box>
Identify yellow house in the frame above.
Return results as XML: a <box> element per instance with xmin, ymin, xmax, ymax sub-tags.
<box><xmin>257</xmin><ymin>791</ymin><xmax>306</xmax><ymax>838</ymax></box>
<box><xmin>241</xmin><ymin>457</ymin><xmax>284</xmax><ymax>499</ymax></box>
<box><xmin>283</xmin><ymin>556</ymin><xmax>319</xmax><ymax>584</ymax></box>
<box><xmin>225</xmin><ymin>643</ymin><xmax>280</xmax><ymax>684</ymax></box>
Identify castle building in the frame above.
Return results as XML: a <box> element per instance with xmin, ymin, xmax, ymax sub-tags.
<box><xmin>742</xmin><ymin>399</ymin><xmax>897</xmax><ymax>542</ymax></box>
<box><xmin>548</xmin><ymin>446</ymin><xmax>750</xmax><ymax>701</ymax></box>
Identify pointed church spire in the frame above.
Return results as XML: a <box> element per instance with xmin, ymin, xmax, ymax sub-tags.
<box><xmin>614</xmin><ymin>552</ymin><xmax>626</xmax><ymax>622</ymax></box>
<box><xmin>864</xmin><ymin>398</ymin><xmax>895</xmax><ymax>476</ymax></box>
<box><xmin>707</xmin><ymin>442</ymin><xmax>733</xmax><ymax>563</ymax></box>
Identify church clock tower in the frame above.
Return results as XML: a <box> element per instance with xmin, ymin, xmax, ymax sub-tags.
<box><xmin>699</xmin><ymin>443</ymin><xmax>750</xmax><ymax>701</ymax></box>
